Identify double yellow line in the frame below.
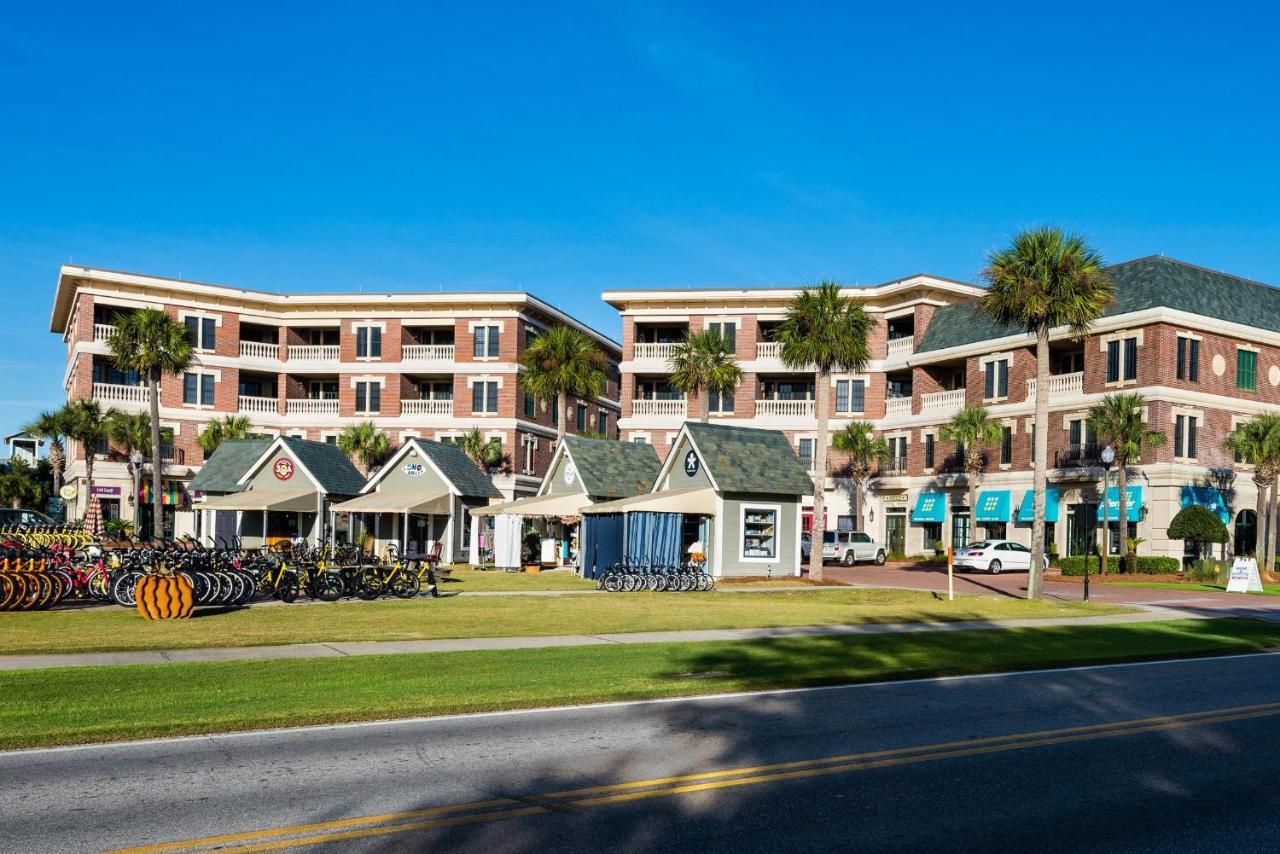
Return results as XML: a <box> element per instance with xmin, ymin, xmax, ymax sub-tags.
<box><xmin>108</xmin><ymin>701</ymin><xmax>1280</xmax><ymax>854</ymax></box>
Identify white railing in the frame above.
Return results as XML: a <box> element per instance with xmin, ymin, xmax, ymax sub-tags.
<box><xmin>756</xmin><ymin>399</ymin><xmax>815</xmax><ymax>418</ymax></box>
<box><xmin>402</xmin><ymin>344</ymin><xmax>455</xmax><ymax>361</ymax></box>
<box><xmin>401</xmin><ymin>399</ymin><xmax>453</xmax><ymax>416</ymax></box>
<box><xmin>238</xmin><ymin>395</ymin><xmax>278</xmax><ymax>414</ymax></box>
<box><xmin>1026</xmin><ymin>371</ymin><xmax>1083</xmax><ymax>399</ymax></box>
<box><xmin>286</xmin><ymin>345</ymin><xmax>340</xmax><ymax>362</ymax></box>
<box><xmin>632</xmin><ymin>398</ymin><xmax>687</xmax><ymax>417</ymax></box>
<box><xmin>633</xmin><ymin>342</ymin><xmax>680</xmax><ymax>361</ymax></box>
<box><xmin>885</xmin><ymin>396</ymin><xmax>912</xmax><ymax>418</ymax></box>
<box><xmin>93</xmin><ymin>324</ymin><xmax>116</xmax><ymax>343</ymax></box>
<box><xmin>755</xmin><ymin>341</ymin><xmax>783</xmax><ymax>360</ymax></box>
<box><xmin>286</xmin><ymin>398</ymin><xmax>340</xmax><ymax>415</ymax></box>
<box><xmin>922</xmin><ymin>388</ymin><xmax>966</xmax><ymax>416</ymax></box>
<box><xmin>93</xmin><ymin>383</ymin><xmax>148</xmax><ymax>404</ymax></box>
<box><xmin>239</xmin><ymin>341</ymin><xmax>279</xmax><ymax>360</ymax></box>
<box><xmin>886</xmin><ymin>336</ymin><xmax>914</xmax><ymax>360</ymax></box>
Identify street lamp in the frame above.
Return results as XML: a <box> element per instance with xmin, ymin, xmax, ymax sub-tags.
<box><xmin>129</xmin><ymin>450</ymin><xmax>145</xmax><ymax>535</ymax></box>
<box><xmin>1092</xmin><ymin>444</ymin><xmax>1116</xmax><ymax>601</ymax></box>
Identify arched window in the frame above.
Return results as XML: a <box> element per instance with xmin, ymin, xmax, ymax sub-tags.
<box><xmin>1234</xmin><ymin>509</ymin><xmax>1257</xmax><ymax>556</ymax></box>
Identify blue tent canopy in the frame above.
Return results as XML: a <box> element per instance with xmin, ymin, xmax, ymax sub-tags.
<box><xmin>912</xmin><ymin>491</ymin><xmax>946</xmax><ymax>523</ymax></box>
<box><xmin>1098</xmin><ymin>485</ymin><xmax>1143</xmax><ymax>522</ymax></box>
<box><xmin>1180</xmin><ymin>486</ymin><xmax>1229</xmax><ymax>524</ymax></box>
<box><xmin>1017</xmin><ymin>488</ymin><xmax>1061</xmax><ymax>524</ymax></box>
<box><xmin>975</xmin><ymin>490</ymin><xmax>1012</xmax><ymax>523</ymax></box>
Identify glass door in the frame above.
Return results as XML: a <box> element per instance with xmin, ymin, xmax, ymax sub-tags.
<box><xmin>951</xmin><ymin>512</ymin><xmax>971</xmax><ymax>550</ymax></box>
<box><xmin>885</xmin><ymin>513</ymin><xmax>906</xmax><ymax>556</ymax></box>
<box><xmin>1067</xmin><ymin>502</ymin><xmax>1098</xmax><ymax>556</ymax></box>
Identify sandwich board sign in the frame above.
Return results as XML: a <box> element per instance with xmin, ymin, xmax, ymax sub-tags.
<box><xmin>1226</xmin><ymin>557</ymin><xmax>1264</xmax><ymax>593</ymax></box>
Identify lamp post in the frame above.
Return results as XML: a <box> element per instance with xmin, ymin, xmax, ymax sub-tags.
<box><xmin>1100</xmin><ymin>444</ymin><xmax>1115</xmax><ymax>576</ymax></box>
<box><xmin>128</xmin><ymin>450</ymin><xmax>145</xmax><ymax>536</ymax></box>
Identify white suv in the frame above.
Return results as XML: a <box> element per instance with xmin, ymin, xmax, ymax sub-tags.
<box><xmin>821</xmin><ymin>531</ymin><xmax>888</xmax><ymax>566</ymax></box>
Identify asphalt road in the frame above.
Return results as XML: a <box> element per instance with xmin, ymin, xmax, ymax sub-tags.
<box><xmin>7</xmin><ymin>653</ymin><xmax>1280</xmax><ymax>853</ymax></box>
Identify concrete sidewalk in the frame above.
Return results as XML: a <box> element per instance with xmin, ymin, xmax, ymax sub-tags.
<box><xmin>0</xmin><ymin>605</ymin><xmax>1193</xmax><ymax>672</ymax></box>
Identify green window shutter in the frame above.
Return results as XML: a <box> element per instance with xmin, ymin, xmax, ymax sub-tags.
<box><xmin>1238</xmin><ymin>349</ymin><xmax>1257</xmax><ymax>390</ymax></box>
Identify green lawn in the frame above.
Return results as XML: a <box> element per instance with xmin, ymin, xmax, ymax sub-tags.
<box><xmin>2</xmin><ymin>618</ymin><xmax>1276</xmax><ymax>750</ymax></box>
<box><xmin>0</xmin><ymin>589</ymin><xmax>1125</xmax><ymax>656</ymax></box>
<box><xmin>1065</xmin><ymin>579</ymin><xmax>1280</xmax><ymax>596</ymax></box>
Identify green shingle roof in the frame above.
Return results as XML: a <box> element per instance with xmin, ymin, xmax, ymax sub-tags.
<box><xmin>683</xmin><ymin>422</ymin><xmax>815</xmax><ymax>495</ymax></box>
<box><xmin>562</xmin><ymin>435</ymin><xmax>661</xmax><ymax>499</ymax></box>
<box><xmin>406</xmin><ymin>438</ymin><xmax>502</xmax><ymax>498</ymax></box>
<box><xmin>917</xmin><ymin>256</ymin><xmax>1280</xmax><ymax>353</ymax></box>
<box><xmin>188</xmin><ymin>440</ymin><xmax>272</xmax><ymax>494</ymax></box>
<box><xmin>278</xmin><ymin>437</ymin><xmax>367</xmax><ymax>495</ymax></box>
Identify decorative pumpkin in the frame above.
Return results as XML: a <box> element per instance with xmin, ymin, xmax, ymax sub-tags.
<box><xmin>135</xmin><ymin>574</ymin><xmax>194</xmax><ymax>620</ymax></box>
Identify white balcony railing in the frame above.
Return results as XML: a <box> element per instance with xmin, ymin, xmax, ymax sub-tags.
<box><xmin>286</xmin><ymin>345</ymin><xmax>340</xmax><ymax>362</ymax></box>
<box><xmin>93</xmin><ymin>324</ymin><xmax>116</xmax><ymax>343</ymax></box>
<box><xmin>755</xmin><ymin>341</ymin><xmax>783</xmax><ymax>360</ymax></box>
<box><xmin>633</xmin><ymin>342</ymin><xmax>680</xmax><ymax>361</ymax></box>
<box><xmin>402</xmin><ymin>344</ymin><xmax>456</xmax><ymax>361</ymax></box>
<box><xmin>286</xmin><ymin>398</ymin><xmax>340</xmax><ymax>415</ymax></box>
<box><xmin>921</xmin><ymin>388</ymin><xmax>966</xmax><ymax>416</ymax></box>
<box><xmin>239</xmin><ymin>341</ymin><xmax>279</xmax><ymax>360</ymax></box>
<box><xmin>632</xmin><ymin>398</ymin><xmax>687</xmax><ymax>417</ymax></box>
<box><xmin>93</xmin><ymin>383</ymin><xmax>148</xmax><ymax>404</ymax></box>
<box><xmin>238</xmin><ymin>395</ymin><xmax>278</xmax><ymax>415</ymax></box>
<box><xmin>1026</xmin><ymin>371</ymin><xmax>1083</xmax><ymax>399</ymax></box>
<box><xmin>886</xmin><ymin>336</ymin><xmax>914</xmax><ymax>360</ymax></box>
<box><xmin>401</xmin><ymin>399</ymin><xmax>453</xmax><ymax>416</ymax></box>
<box><xmin>885</xmin><ymin>396</ymin><xmax>912</xmax><ymax>418</ymax></box>
<box><xmin>756</xmin><ymin>399</ymin><xmax>815</xmax><ymax>418</ymax></box>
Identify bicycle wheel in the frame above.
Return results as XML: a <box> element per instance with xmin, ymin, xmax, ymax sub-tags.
<box><xmin>356</xmin><ymin>568</ymin><xmax>385</xmax><ymax>601</ymax></box>
<box><xmin>389</xmin><ymin>572</ymin><xmax>420</xmax><ymax>599</ymax></box>
<box><xmin>312</xmin><ymin>572</ymin><xmax>343</xmax><ymax>602</ymax></box>
<box><xmin>112</xmin><ymin>571</ymin><xmax>140</xmax><ymax>607</ymax></box>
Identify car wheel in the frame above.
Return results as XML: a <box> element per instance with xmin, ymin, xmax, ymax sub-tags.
<box><xmin>874</xmin><ymin>550</ymin><xmax>886</xmax><ymax>566</ymax></box>
<box><xmin>842</xmin><ymin>551</ymin><xmax>856</xmax><ymax>567</ymax></box>
<box><xmin>988</xmin><ymin>559</ymin><xmax>1002</xmax><ymax>575</ymax></box>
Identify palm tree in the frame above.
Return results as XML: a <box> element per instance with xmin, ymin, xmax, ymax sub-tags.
<box><xmin>778</xmin><ymin>281</ymin><xmax>873</xmax><ymax>581</ymax></box>
<box><xmin>668</xmin><ymin>330</ymin><xmax>743</xmax><ymax>422</ymax></box>
<box><xmin>0</xmin><ymin>457</ymin><xmax>45</xmax><ymax>509</ymax></box>
<box><xmin>1227</xmin><ymin>413</ymin><xmax>1280</xmax><ymax>575</ymax></box>
<box><xmin>106</xmin><ymin>308</ymin><xmax>194</xmax><ymax>540</ymax></box>
<box><xmin>831</xmin><ymin>422</ymin><xmax>890</xmax><ymax>532</ymax></box>
<box><xmin>461</xmin><ymin>427</ymin><xmax>504</xmax><ymax>473</ymax></box>
<box><xmin>63</xmin><ymin>399</ymin><xmax>117</xmax><ymax>522</ymax></box>
<box><xmin>939</xmin><ymin>406</ymin><xmax>1003</xmax><ymax>540</ymax></box>
<box><xmin>105</xmin><ymin>411</ymin><xmax>174</xmax><ymax>534</ymax></box>
<box><xmin>981</xmin><ymin>228</ymin><xmax>1114</xmax><ymax>598</ymax></box>
<box><xmin>1087</xmin><ymin>393</ymin><xmax>1165</xmax><ymax>573</ymax></box>
<box><xmin>519</xmin><ymin>325</ymin><xmax>608</xmax><ymax>444</ymax></box>
<box><xmin>336</xmin><ymin>421</ymin><xmax>391</xmax><ymax>476</ymax></box>
<box><xmin>24</xmin><ymin>408</ymin><xmax>73</xmax><ymax>495</ymax></box>
<box><xmin>197</xmin><ymin>415</ymin><xmax>257</xmax><ymax>456</ymax></box>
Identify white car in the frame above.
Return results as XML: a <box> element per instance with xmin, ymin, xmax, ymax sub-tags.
<box><xmin>821</xmin><ymin>531</ymin><xmax>888</xmax><ymax>566</ymax></box>
<box><xmin>951</xmin><ymin>540</ymin><xmax>1047</xmax><ymax>574</ymax></box>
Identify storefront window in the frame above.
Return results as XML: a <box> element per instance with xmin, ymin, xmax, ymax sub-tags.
<box><xmin>741</xmin><ymin>506</ymin><xmax>778</xmax><ymax>560</ymax></box>
<box><xmin>951</xmin><ymin>512</ymin><xmax>970</xmax><ymax>550</ymax></box>
<box><xmin>921</xmin><ymin>522</ymin><xmax>942</xmax><ymax>551</ymax></box>
<box><xmin>982</xmin><ymin>522</ymin><xmax>1007</xmax><ymax>540</ymax></box>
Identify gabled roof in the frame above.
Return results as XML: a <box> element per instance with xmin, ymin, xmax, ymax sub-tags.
<box><xmin>558</xmin><ymin>436</ymin><xmax>661</xmax><ymax>499</ymax></box>
<box><xmin>675</xmin><ymin>422</ymin><xmax>815</xmax><ymax>496</ymax></box>
<box><xmin>239</xmin><ymin>437</ymin><xmax>366</xmax><ymax>495</ymax></box>
<box><xmin>917</xmin><ymin>256</ymin><xmax>1280</xmax><ymax>353</ymax></box>
<box><xmin>188</xmin><ymin>440</ymin><xmax>272</xmax><ymax>494</ymax></box>
<box><xmin>366</xmin><ymin>438</ymin><xmax>501</xmax><ymax>498</ymax></box>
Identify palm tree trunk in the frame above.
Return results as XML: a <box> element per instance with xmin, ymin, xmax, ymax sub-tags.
<box><xmin>130</xmin><ymin>464</ymin><xmax>141</xmax><ymax>535</ymax></box>
<box><xmin>1268</xmin><ymin>471</ymin><xmax>1279</xmax><ymax>579</ymax></box>
<box><xmin>50</xmin><ymin>440</ymin><xmax>64</xmax><ymax>494</ymax></box>
<box><xmin>698</xmin><ymin>389</ymin><xmax>708</xmax><ymax>423</ymax></box>
<box><xmin>149</xmin><ymin>373</ymin><xmax>164</xmax><ymax>542</ymax></box>
<box><xmin>1253</xmin><ymin>472</ymin><xmax>1269</xmax><ymax>579</ymax></box>
<box><xmin>556</xmin><ymin>390</ymin><xmax>568</xmax><ymax>444</ymax></box>
<box><xmin>1115</xmin><ymin>463</ymin><xmax>1129</xmax><ymax>574</ymax></box>
<box><xmin>83</xmin><ymin>443</ymin><xmax>95</xmax><ymax>523</ymax></box>
<box><xmin>809</xmin><ymin>371</ymin><xmax>830</xmax><ymax>582</ymax></box>
<box><xmin>1028</xmin><ymin>328</ymin><xmax>1051</xmax><ymax>599</ymax></box>
<box><xmin>967</xmin><ymin>458</ymin><xmax>977</xmax><ymax>545</ymax></box>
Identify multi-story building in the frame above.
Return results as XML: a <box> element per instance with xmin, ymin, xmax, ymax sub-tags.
<box><xmin>50</xmin><ymin>266</ymin><xmax>621</xmax><ymax>535</ymax></box>
<box><xmin>608</xmin><ymin>256</ymin><xmax>1277</xmax><ymax>562</ymax></box>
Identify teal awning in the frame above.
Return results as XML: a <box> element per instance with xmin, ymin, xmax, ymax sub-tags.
<box><xmin>975</xmin><ymin>490</ymin><xmax>1012</xmax><ymax>523</ymax></box>
<box><xmin>1018</xmin><ymin>488</ymin><xmax>1061</xmax><ymax>524</ymax></box>
<box><xmin>1181</xmin><ymin>486</ymin><xmax>1229</xmax><ymax>524</ymax></box>
<box><xmin>1098</xmin><ymin>485</ymin><xmax>1143</xmax><ymax>522</ymax></box>
<box><xmin>911</xmin><ymin>491</ymin><xmax>946</xmax><ymax>523</ymax></box>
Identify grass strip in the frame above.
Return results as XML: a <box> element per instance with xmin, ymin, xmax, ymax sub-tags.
<box><xmin>2</xmin><ymin>618</ymin><xmax>1277</xmax><ymax>751</ymax></box>
<box><xmin>0</xmin><ymin>589</ymin><xmax>1125</xmax><ymax>656</ymax></box>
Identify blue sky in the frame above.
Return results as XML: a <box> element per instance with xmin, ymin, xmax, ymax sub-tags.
<box><xmin>3</xmin><ymin>2</ymin><xmax>1279</xmax><ymax>440</ymax></box>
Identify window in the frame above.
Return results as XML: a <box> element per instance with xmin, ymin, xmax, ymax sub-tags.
<box><xmin>523</xmin><ymin>392</ymin><xmax>536</xmax><ymax>418</ymax></box>
<box><xmin>707</xmin><ymin>321</ymin><xmax>736</xmax><ymax>351</ymax></box>
<box><xmin>741</xmin><ymin>506</ymin><xmax>779</xmax><ymax>561</ymax></box>
<box><xmin>1237</xmin><ymin>349</ymin><xmax>1257</xmax><ymax>391</ymax></box>
<box><xmin>355</xmin><ymin>326</ymin><xmax>383</xmax><ymax>359</ymax></box>
<box><xmin>1176</xmin><ymin>336</ymin><xmax>1200</xmax><ymax>382</ymax></box>
<box><xmin>924</xmin><ymin>433</ymin><xmax>935</xmax><ymax>469</ymax></box>
<box><xmin>355</xmin><ymin>381</ymin><xmax>381</xmax><ymax>413</ymax></box>
<box><xmin>473</xmin><ymin>325</ymin><xmax>500</xmax><ymax>358</ymax></box>
<box><xmin>420</xmin><ymin>381</ymin><xmax>452</xmax><ymax>401</ymax></box>
<box><xmin>597</xmin><ymin>411</ymin><xmax>609</xmax><ymax>436</ymax></box>
<box><xmin>632</xmin><ymin>435</ymin><xmax>649</xmax><ymax>444</ymax></box>
<box><xmin>325</xmin><ymin>435</ymin><xmax>338</xmax><ymax>445</ymax></box>
<box><xmin>184</xmin><ymin>316</ymin><xmax>216</xmax><ymax>350</ymax></box>
<box><xmin>576</xmin><ymin>404</ymin><xmax>587</xmax><ymax>432</ymax></box>
<box><xmin>182</xmin><ymin>372</ymin><xmax>214</xmax><ymax>406</ymax></box>
<box><xmin>798</xmin><ymin>438</ymin><xmax>814</xmax><ymax>471</ymax></box>
<box><xmin>1106</xmin><ymin>336</ymin><xmax>1139</xmax><ymax>383</ymax></box>
<box><xmin>524</xmin><ymin>325</ymin><xmax>541</xmax><ymax>347</ymax></box>
<box><xmin>1175</xmin><ymin>414</ymin><xmax>1198</xmax><ymax>459</ymax></box>
<box><xmin>472</xmin><ymin>381</ymin><xmax>499</xmax><ymax>414</ymax></box>
<box><xmin>983</xmin><ymin>359</ymin><xmax>1009</xmax><ymax>400</ymax></box>
<box><xmin>551</xmin><ymin>397</ymin><xmax>558</xmax><ymax>425</ymax></box>
<box><xmin>1068</xmin><ymin>418</ymin><xmax>1096</xmax><ymax>448</ymax></box>
<box><xmin>835</xmin><ymin>379</ymin><xmax>865</xmax><ymax>414</ymax></box>
<box><xmin>1000</xmin><ymin>425</ymin><xmax>1012</xmax><ymax>466</ymax></box>
<box><xmin>521</xmin><ymin>435</ymin><xmax>537</xmax><ymax>475</ymax></box>
<box><xmin>708</xmin><ymin>387</ymin><xmax>735</xmax><ymax>414</ymax></box>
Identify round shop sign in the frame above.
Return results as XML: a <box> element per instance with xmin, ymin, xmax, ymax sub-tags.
<box><xmin>683</xmin><ymin>450</ymin><xmax>700</xmax><ymax>478</ymax></box>
<box><xmin>272</xmin><ymin>458</ymin><xmax>295</xmax><ymax>481</ymax></box>
<box><xmin>59</xmin><ymin>484</ymin><xmax>78</xmax><ymax>501</ymax></box>
<box><xmin>564</xmin><ymin>462</ymin><xmax>577</xmax><ymax>485</ymax></box>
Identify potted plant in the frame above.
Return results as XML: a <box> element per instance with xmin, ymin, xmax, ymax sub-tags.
<box><xmin>1125</xmin><ymin>536</ymin><xmax>1144</xmax><ymax>574</ymax></box>
<box><xmin>933</xmin><ymin>539</ymin><xmax>945</xmax><ymax>558</ymax></box>
<box><xmin>1047</xmin><ymin>541</ymin><xmax>1060</xmax><ymax>566</ymax></box>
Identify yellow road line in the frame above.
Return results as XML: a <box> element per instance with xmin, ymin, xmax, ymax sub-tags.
<box><xmin>105</xmin><ymin>701</ymin><xmax>1280</xmax><ymax>854</ymax></box>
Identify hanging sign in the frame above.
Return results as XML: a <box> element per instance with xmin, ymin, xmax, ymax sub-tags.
<box><xmin>59</xmin><ymin>484</ymin><xmax>78</xmax><ymax>500</ymax></box>
<box><xmin>1226</xmin><ymin>557</ymin><xmax>1264</xmax><ymax>593</ymax></box>
<box><xmin>272</xmin><ymin>458</ymin><xmax>295</xmax><ymax>481</ymax></box>
<box><xmin>683</xmin><ymin>450</ymin><xmax>700</xmax><ymax>478</ymax></box>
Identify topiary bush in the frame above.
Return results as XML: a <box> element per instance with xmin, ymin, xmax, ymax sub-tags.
<box><xmin>1166</xmin><ymin>505</ymin><xmax>1229</xmax><ymax>558</ymax></box>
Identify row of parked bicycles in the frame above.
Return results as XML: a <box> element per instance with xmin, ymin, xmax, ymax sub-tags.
<box><xmin>595</xmin><ymin>557</ymin><xmax>715</xmax><ymax>593</ymax></box>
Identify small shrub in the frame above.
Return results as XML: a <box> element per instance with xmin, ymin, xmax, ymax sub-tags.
<box><xmin>1058</xmin><ymin>555</ymin><xmax>1180</xmax><ymax>576</ymax></box>
<box><xmin>1186</xmin><ymin>559</ymin><xmax>1231</xmax><ymax>583</ymax></box>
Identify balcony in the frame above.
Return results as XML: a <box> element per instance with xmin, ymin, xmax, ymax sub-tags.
<box><xmin>921</xmin><ymin>388</ymin><xmax>966</xmax><ymax>417</ymax></box>
<box><xmin>632</xmin><ymin>399</ymin><xmax>687</xmax><ymax>418</ymax></box>
<box><xmin>401</xmin><ymin>399</ymin><xmax>453</xmax><ymax>416</ymax></box>
<box><xmin>239</xmin><ymin>341</ymin><xmax>279</xmax><ymax>360</ymax></box>
<box><xmin>402</xmin><ymin>344</ymin><xmax>456</xmax><ymax>362</ymax></box>
<box><xmin>1056</xmin><ymin>442</ymin><xmax>1105</xmax><ymax>468</ymax></box>
<box><xmin>1026</xmin><ymin>371</ymin><xmax>1083</xmax><ymax>400</ymax></box>
<box><xmin>885</xmin><ymin>397</ymin><xmax>912</xmax><ymax>419</ymax></box>
<box><xmin>879</xmin><ymin>456</ymin><xmax>909</xmax><ymax>476</ymax></box>
<box><xmin>756</xmin><ymin>399</ymin><xmax>815</xmax><ymax>418</ymax></box>
<box><xmin>886</xmin><ymin>336</ymin><xmax>914</xmax><ymax>361</ymax></box>
<box><xmin>286</xmin><ymin>345</ymin><xmax>340</xmax><ymax>362</ymax></box>
<box><xmin>93</xmin><ymin>324</ymin><xmax>116</xmax><ymax>343</ymax></box>
<box><xmin>285</xmin><ymin>398</ymin><xmax>340</xmax><ymax>415</ymax></box>
<box><xmin>756</xmin><ymin>341</ymin><xmax>783</xmax><ymax>360</ymax></box>
<box><xmin>93</xmin><ymin>383</ymin><xmax>148</xmax><ymax>405</ymax></box>
<box><xmin>633</xmin><ymin>342</ymin><xmax>680</xmax><ymax>361</ymax></box>
<box><xmin>238</xmin><ymin>395</ymin><xmax>278</xmax><ymax>415</ymax></box>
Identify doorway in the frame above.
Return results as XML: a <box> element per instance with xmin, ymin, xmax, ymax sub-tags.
<box><xmin>885</xmin><ymin>512</ymin><xmax>906</xmax><ymax>556</ymax></box>
<box><xmin>1067</xmin><ymin>502</ymin><xmax>1098</xmax><ymax>556</ymax></box>
<box><xmin>951</xmin><ymin>511</ymin><xmax>970</xmax><ymax>550</ymax></box>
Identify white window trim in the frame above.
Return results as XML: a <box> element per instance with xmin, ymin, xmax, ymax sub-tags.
<box><xmin>998</xmin><ymin>419</ymin><xmax>1016</xmax><ymax>470</ymax></box>
<box><xmin>469</xmin><ymin>378</ymin><xmax>501</xmax><ymax>415</ymax></box>
<box><xmin>739</xmin><ymin>502</ymin><xmax>783</xmax><ymax>564</ymax></box>
<box><xmin>979</xmin><ymin>353</ymin><xmax>1011</xmax><ymax>403</ymax></box>
<box><xmin>468</xmin><ymin>320</ymin><xmax>504</xmax><ymax>362</ymax></box>
<box><xmin>920</xmin><ymin>430</ymin><xmax>937</xmax><ymax>473</ymax></box>
<box><xmin>1171</xmin><ymin>406</ymin><xmax>1203</xmax><ymax>461</ymax></box>
<box><xmin>182</xmin><ymin>369</ymin><xmax>221</xmax><ymax>410</ymax></box>
<box><xmin>521</xmin><ymin>434</ymin><xmax>538</xmax><ymax>476</ymax></box>
<box><xmin>630</xmin><ymin>431</ymin><xmax>651</xmax><ymax>444</ymax></box>
<box><xmin>179</xmin><ymin>311</ymin><xmax>223</xmax><ymax>353</ymax></box>
<box><xmin>832</xmin><ymin>375</ymin><xmax>869</xmax><ymax>414</ymax></box>
<box><xmin>352</xmin><ymin>322</ymin><xmax>387</xmax><ymax>362</ymax></box>
<box><xmin>1100</xmin><ymin>329</ymin><xmax>1143</xmax><ymax>388</ymax></box>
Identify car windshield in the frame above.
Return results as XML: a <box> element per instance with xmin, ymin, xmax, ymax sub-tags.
<box><xmin>966</xmin><ymin>541</ymin><xmax>992</xmax><ymax>550</ymax></box>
